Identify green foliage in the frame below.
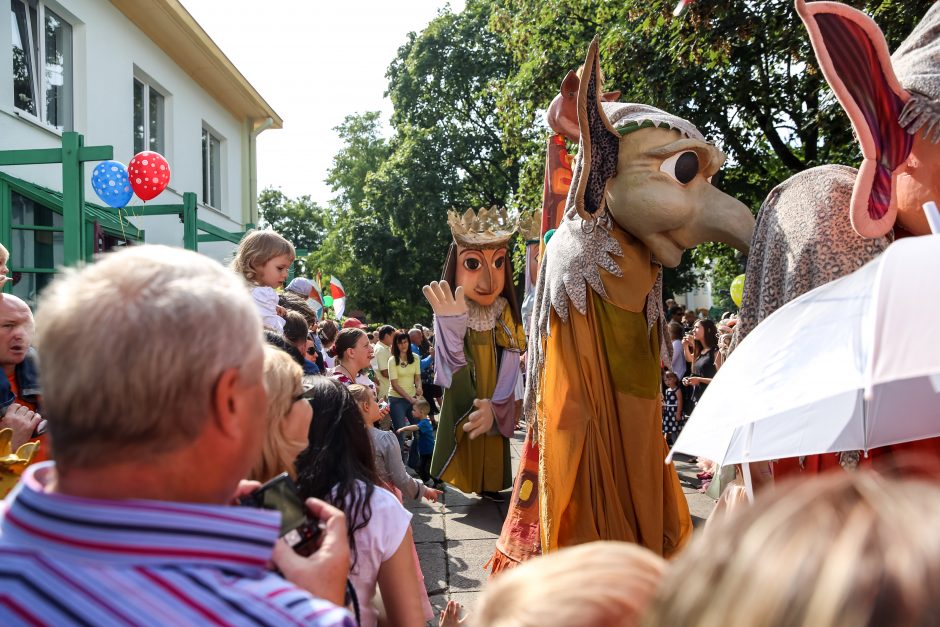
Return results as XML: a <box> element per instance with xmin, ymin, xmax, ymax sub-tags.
<box><xmin>484</xmin><ymin>0</ymin><xmax>929</xmax><ymax>297</ymax></box>
<box><xmin>305</xmin><ymin>3</ymin><xmax>519</xmax><ymax>326</ymax></box>
<box><xmin>257</xmin><ymin>187</ymin><xmax>326</xmax><ymax>253</ymax></box>
<box><xmin>272</xmin><ymin>0</ymin><xmax>929</xmax><ymax>318</ymax></box>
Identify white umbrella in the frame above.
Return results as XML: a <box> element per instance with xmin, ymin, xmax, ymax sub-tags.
<box><xmin>668</xmin><ymin>230</ymin><xmax>940</xmax><ymax>485</ymax></box>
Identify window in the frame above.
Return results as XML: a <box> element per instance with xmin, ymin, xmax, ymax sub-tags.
<box><xmin>10</xmin><ymin>0</ymin><xmax>72</xmax><ymax>130</ymax></box>
<box><xmin>133</xmin><ymin>77</ymin><xmax>165</xmax><ymax>154</ymax></box>
<box><xmin>201</xmin><ymin>127</ymin><xmax>222</xmax><ymax>208</ymax></box>
<box><xmin>9</xmin><ymin>190</ymin><xmax>63</xmax><ymax>305</ymax></box>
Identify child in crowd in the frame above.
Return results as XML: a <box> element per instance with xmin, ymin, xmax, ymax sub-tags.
<box><xmin>0</xmin><ymin>243</ymin><xmax>9</xmax><ymax>288</ymax></box>
<box><xmin>348</xmin><ymin>385</ymin><xmax>441</xmax><ymax>504</ymax></box>
<box><xmin>348</xmin><ymin>384</ymin><xmax>438</xmax><ymax>623</ymax></box>
<box><xmin>295</xmin><ymin>378</ymin><xmax>427</xmax><ymax>627</ymax></box>
<box><xmin>230</xmin><ymin>228</ymin><xmax>294</xmax><ymax>333</ymax></box>
<box><xmin>646</xmin><ymin>472</ymin><xmax>940</xmax><ymax>627</ymax></box>
<box><xmin>397</xmin><ymin>399</ymin><xmax>442</xmax><ymax>488</ymax></box>
<box><xmin>661</xmin><ymin>371</ymin><xmax>683</xmax><ymax>446</ymax></box>
<box><xmin>472</xmin><ymin>541</ymin><xmax>665</xmax><ymax>627</ymax></box>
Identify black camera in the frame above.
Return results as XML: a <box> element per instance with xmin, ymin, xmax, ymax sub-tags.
<box><xmin>239</xmin><ymin>473</ymin><xmax>321</xmax><ymax>556</ymax></box>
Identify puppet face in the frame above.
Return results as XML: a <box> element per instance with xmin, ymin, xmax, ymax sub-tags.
<box><xmin>604</xmin><ymin>128</ymin><xmax>754</xmax><ymax>268</ymax></box>
<box><xmin>455</xmin><ymin>245</ymin><xmax>507</xmax><ymax>307</ymax></box>
<box><xmin>894</xmin><ymin>134</ymin><xmax>940</xmax><ymax>236</ymax></box>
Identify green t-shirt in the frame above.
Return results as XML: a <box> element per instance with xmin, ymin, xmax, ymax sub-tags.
<box><xmin>388</xmin><ymin>353</ymin><xmax>420</xmax><ymax>398</ymax></box>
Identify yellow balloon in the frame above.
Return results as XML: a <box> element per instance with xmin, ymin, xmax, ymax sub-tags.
<box><xmin>730</xmin><ymin>274</ymin><xmax>746</xmax><ymax>307</ymax></box>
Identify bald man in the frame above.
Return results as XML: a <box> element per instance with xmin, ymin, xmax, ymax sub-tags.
<box><xmin>0</xmin><ymin>294</ymin><xmax>43</xmax><ymax>451</ymax></box>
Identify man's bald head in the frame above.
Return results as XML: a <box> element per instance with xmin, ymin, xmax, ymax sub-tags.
<box><xmin>0</xmin><ymin>294</ymin><xmax>33</xmax><ymax>317</ymax></box>
<box><xmin>0</xmin><ymin>293</ymin><xmax>34</xmax><ymax>372</ymax></box>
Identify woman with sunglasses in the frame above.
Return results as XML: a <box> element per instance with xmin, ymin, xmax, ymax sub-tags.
<box><xmin>296</xmin><ymin>377</ymin><xmax>427</xmax><ymax>627</ymax></box>
<box><xmin>248</xmin><ymin>345</ymin><xmax>314</xmax><ymax>482</ymax></box>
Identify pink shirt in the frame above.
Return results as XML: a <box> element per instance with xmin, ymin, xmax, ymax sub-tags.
<box><xmin>340</xmin><ymin>481</ymin><xmax>411</xmax><ymax>627</ymax></box>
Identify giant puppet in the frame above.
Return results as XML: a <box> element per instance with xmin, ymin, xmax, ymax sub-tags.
<box><xmin>423</xmin><ymin>208</ymin><xmax>526</xmax><ymax>497</ymax></box>
<box><xmin>733</xmin><ymin>0</ymin><xmax>940</xmax><ymax>476</ymax></box>
<box><xmin>482</xmin><ymin>38</ymin><xmax>755</xmax><ymax>569</ymax></box>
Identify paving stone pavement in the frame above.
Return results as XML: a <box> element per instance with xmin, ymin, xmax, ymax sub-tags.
<box><xmin>406</xmin><ymin>430</ymin><xmax>714</xmax><ymax>625</ymax></box>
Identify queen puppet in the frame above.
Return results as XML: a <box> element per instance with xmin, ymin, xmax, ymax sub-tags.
<box><xmin>423</xmin><ymin>207</ymin><xmax>526</xmax><ymax>499</ymax></box>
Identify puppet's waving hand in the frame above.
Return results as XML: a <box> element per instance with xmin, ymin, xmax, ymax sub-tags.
<box><xmin>423</xmin><ymin>280</ymin><xmax>495</xmax><ymax>439</ymax></box>
<box><xmin>423</xmin><ymin>280</ymin><xmax>467</xmax><ymax>317</ymax></box>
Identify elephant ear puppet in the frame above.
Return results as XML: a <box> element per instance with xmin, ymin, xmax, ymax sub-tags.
<box><xmin>797</xmin><ymin>0</ymin><xmax>940</xmax><ymax>238</ymax></box>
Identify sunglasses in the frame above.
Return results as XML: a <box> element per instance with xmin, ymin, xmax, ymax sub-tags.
<box><xmin>293</xmin><ymin>383</ymin><xmax>316</xmax><ymax>403</ymax></box>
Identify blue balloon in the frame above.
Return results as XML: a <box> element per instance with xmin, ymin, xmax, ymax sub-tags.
<box><xmin>91</xmin><ymin>161</ymin><xmax>134</xmax><ymax>209</ymax></box>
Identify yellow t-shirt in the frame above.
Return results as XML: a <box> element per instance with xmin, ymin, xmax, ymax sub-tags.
<box><xmin>373</xmin><ymin>342</ymin><xmax>392</xmax><ymax>399</ymax></box>
<box><xmin>387</xmin><ymin>354</ymin><xmax>420</xmax><ymax>398</ymax></box>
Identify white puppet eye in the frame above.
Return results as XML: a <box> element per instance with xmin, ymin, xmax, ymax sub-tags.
<box><xmin>659</xmin><ymin>150</ymin><xmax>700</xmax><ymax>185</ymax></box>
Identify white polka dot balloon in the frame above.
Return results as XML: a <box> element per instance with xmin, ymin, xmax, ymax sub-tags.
<box><xmin>90</xmin><ymin>160</ymin><xmax>133</xmax><ymax>209</ymax></box>
<box><xmin>128</xmin><ymin>151</ymin><xmax>171</xmax><ymax>201</ymax></box>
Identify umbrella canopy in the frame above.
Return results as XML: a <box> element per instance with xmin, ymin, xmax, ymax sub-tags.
<box><xmin>669</xmin><ymin>234</ymin><xmax>940</xmax><ymax>466</ymax></box>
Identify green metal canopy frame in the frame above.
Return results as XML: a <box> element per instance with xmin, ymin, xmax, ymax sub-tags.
<box><xmin>0</xmin><ymin>132</ymin><xmax>252</xmax><ymax>267</ymax></box>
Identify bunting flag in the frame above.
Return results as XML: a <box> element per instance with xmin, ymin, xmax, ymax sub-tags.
<box><xmin>673</xmin><ymin>0</ymin><xmax>693</xmax><ymax>16</ymax></box>
<box><xmin>307</xmin><ymin>281</ymin><xmax>324</xmax><ymax>321</ymax></box>
<box><xmin>330</xmin><ymin>276</ymin><xmax>346</xmax><ymax>319</ymax></box>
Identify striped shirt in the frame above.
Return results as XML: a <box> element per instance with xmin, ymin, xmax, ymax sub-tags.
<box><xmin>0</xmin><ymin>462</ymin><xmax>354</xmax><ymax>626</ymax></box>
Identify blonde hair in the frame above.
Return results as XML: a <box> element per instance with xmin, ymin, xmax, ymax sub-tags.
<box><xmin>230</xmin><ymin>228</ymin><xmax>295</xmax><ymax>285</ymax></box>
<box><xmin>644</xmin><ymin>471</ymin><xmax>940</xmax><ymax>627</ymax></box>
<box><xmin>347</xmin><ymin>384</ymin><xmax>373</xmax><ymax>407</ymax></box>
<box><xmin>250</xmin><ymin>346</ymin><xmax>306</xmax><ymax>482</ymax></box>
<box><xmin>37</xmin><ymin>245</ymin><xmax>262</xmax><ymax>469</ymax></box>
<box><xmin>413</xmin><ymin>398</ymin><xmax>430</xmax><ymax>416</ymax></box>
<box><xmin>0</xmin><ymin>243</ymin><xmax>9</xmax><ymax>266</ymax></box>
<box><xmin>473</xmin><ymin>541</ymin><xmax>665</xmax><ymax>627</ymax></box>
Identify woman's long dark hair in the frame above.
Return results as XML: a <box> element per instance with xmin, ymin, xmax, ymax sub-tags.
<box><xmin>392</xmin><ymin>331</ymin><xmax>414</xmax><ymax>366</ymax></box>
<box><xmin>294</xmin><ymin>377</ymin><xmax>381</xmax><ymax>568</ymax></box>
<box><xmin>694</xmin><ymin>319</ymin><xmax>719</xmax><ymax>356</ymax></box>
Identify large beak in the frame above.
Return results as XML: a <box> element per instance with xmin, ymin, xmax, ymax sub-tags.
<box><xmin>686</xmin><ymin>184</ymin><xmax>755</xmax><ymax>253</ymax></box>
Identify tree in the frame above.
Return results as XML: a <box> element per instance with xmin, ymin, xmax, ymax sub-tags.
<box><xmin>257</xmin><ymin>187</ymin><xmax>326</xmax><ymax>253</ymax></box>
<box><xmin>484</xmin><ymin>0</ymin><xmax>929</xmax><ymax>297</ymax></box>
<box><xmin>307</xmin><ymin>113</ymin><xmax>393</xmax><ymax>321</ymax></box>
<box><xmin>311</xmin><ymin>3</ymin><xmax>521</xmax><ymax>325</ymax></box>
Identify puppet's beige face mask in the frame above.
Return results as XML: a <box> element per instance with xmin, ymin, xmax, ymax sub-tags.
<box><xmin>603</xmin><ymin>127</ymin><xmax>753</xmax><ymax>268</ymax></box>
<box><xmin>455</xmin><ymin>245</ymin><xmax>507</xmax><ymax>307</ymax></box>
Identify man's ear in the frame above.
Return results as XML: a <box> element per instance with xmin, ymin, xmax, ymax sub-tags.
<box><xmin>211</xmin><ymin>367</ymin><xmax>242</xmax><ymax>437</ymax></box>
<box><xmin>796</xmin><ymin>0</ymin><xmax>913</xmax><ymax>239</ymax></box>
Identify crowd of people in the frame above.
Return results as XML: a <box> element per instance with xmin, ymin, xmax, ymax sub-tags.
<box><xmin>0</xmin><ymin>227</ymin><xmax>936</xmax><ymax>627</ymax></box>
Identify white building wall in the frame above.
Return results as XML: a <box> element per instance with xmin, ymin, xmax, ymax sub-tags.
<box><xmin>0</xmin><ymin>0</ymin><xmax>249</xmax><ymax>262</ymax></box>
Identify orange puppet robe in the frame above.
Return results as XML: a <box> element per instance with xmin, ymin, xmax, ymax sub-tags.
<box><xmin>537</xmin><ymin>227</ymin><xmax>692</xmax><ymax>557</ymax></box>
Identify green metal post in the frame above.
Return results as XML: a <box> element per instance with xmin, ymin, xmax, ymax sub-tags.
<box><xmin>182</xmin><ymin>192</ymin><xmax>198</xmax><ymax>252</ymax></box>
<box><xmin>84</xmin><ymin>220</ymin><xmax>96</xmax><ymax>261</ymax></box>
<box><xmin>61</xmin><ymin>132</ymin><xmax>84</xmax><ymax>266</ymax></box>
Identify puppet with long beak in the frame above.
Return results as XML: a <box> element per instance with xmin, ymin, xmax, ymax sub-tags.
<box><xmin>486</xmin><ymin>38</ymin><xmax>755</xmax><ymax>568</ymax></box>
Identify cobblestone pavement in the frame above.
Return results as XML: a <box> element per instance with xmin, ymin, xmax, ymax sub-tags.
<box><xmin>406</xmin><ymin>430</ymin><xmax>714</xmax><ymax>625</ymax></box>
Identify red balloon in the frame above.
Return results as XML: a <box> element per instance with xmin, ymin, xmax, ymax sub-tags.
<box><xmin>128</xmin><ymin>151</ymin><xmax>171</xmax><ymax>201</ymax></box>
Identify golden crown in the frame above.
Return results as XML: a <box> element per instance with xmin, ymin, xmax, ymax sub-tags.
<box><xmin>447</xmin><ymin>206</ymin><xmax>519</xmax><ymax>249</ymax></box>
<box><xmin>517</xmin><ymin>210</ymin><xmax>542</xmax><ymax>243</ymax></box>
